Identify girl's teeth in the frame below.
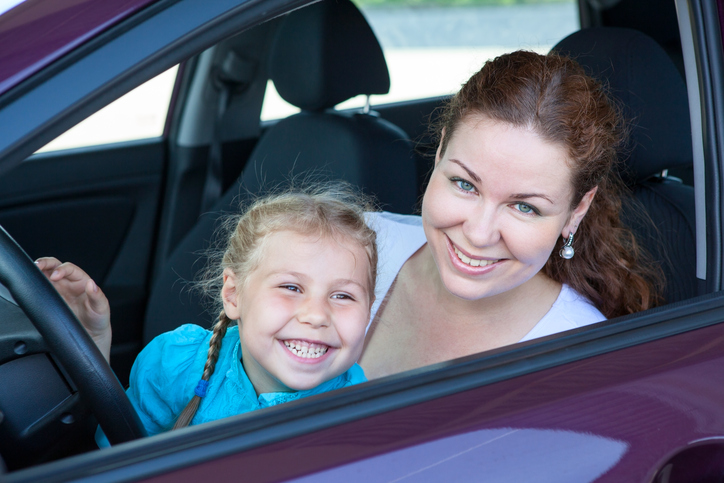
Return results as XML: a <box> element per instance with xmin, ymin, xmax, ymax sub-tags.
<box><xmin>283</xmin><ymin>340</ymin><xmax>329</xmax><ymax>358</ymax></box>
<box><xmin>454</xmin><ymin>246</ymin><xmax>497</xmax><ymax>267</ymax></box>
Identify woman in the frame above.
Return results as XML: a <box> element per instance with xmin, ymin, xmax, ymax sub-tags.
<box><xmin>358</xmin><ymin>50</ymin><xmax>661</xmax><ymax>379</ymax></box>
<box><xmin>41</xmin><ymin>50</ymin><xmax>661</xmax><ymax>384</ymax></box>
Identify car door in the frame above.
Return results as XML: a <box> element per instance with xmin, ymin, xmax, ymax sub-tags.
<box><xmin>0</xmin><ymin>137</ymin><xmax>168</xmax><ymax>384</ymax></box>
<box><xmin>4</xmin><ymin>0</ymin><xmax>724</xmax><ymax>481</ymax></box>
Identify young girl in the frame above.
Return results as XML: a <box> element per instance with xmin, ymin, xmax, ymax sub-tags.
<box><xmin>37</xmin><ymin>186</ymin><xmax>377</xmax><ymax>438</ymax></box>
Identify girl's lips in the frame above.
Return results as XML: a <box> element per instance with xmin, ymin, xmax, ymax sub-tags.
<box><xmin>445</xmin><ymin>236</ymin><xmax>503</xmax><ymax>275</ymax></box>
<box><xmin>279</xmin><ymin>339</ymin><xmax>334</xmax><ymax>364</ymax></box>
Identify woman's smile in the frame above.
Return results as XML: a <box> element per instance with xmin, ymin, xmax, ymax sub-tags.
<box><xmin>446</xmin><ymin>235</ymin><xmax>503</xmax><ymax>275</ymax></box>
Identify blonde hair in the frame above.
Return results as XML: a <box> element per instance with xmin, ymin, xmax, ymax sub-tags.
<box><xmin>173</xmin><ymin>184</ymin><xmax>378</xmax><ymax>429</ymax></box>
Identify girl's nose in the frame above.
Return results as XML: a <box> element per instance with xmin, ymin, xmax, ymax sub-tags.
<box><xmin>463</xmin><ymin>203</ymin><xmax>501</xmax><ymax>248</ymax></box>
<box><xmin>297</xmin><ymin>296</ymin><xmax>330</xmax><ymax>328</ymax></box>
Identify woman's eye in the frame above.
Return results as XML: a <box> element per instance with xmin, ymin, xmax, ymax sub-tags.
<box><xmin>513</xmin><ymin>203</ymin><xmax>537</xmax><ymax>215</ymax></box>
<box><xmin>453</xmin><ymin>178</ymin><xmax>476</xmax><ymax>192</ymax></box>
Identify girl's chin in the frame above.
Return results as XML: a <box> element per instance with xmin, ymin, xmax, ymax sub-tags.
<box><xmin>281</xmin><ymin>377</ymin><xmax>327</xmax><ymax>392</ymax></box>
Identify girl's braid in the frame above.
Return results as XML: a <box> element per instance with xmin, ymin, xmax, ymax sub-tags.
<box><xmin>173</xmin><ymin>311</ymin><xmax>234</xmax><ymax>429</ymax></box>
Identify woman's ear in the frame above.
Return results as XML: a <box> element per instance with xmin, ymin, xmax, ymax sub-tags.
<box><xmin>562</xmin><ymin>186</ymin><xmax>598</xmax><ymax>238</ymax></box>
<box><xmin>435</xmin><ymin>127</ymin><xmax>446</xmax><ymax>167</ymax></box>
<box><xmin>221</xmin><ymin>268</ymin><xmax>241</xmax><ymax>321</ymax></box>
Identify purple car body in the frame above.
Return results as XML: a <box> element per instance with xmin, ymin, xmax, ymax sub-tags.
<box><xmin>0</xmin><ymin>0</ymin><xmax>156</xmax><ymax>95</ymax></box>
<box><xmin>1</xmin><ymin>0</ymin><xmax>724</xmax><ymax>481</ymax></box>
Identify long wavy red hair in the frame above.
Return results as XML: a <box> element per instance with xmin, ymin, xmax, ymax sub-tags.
<box><xmin>436</xmin><ymin>50</ymin><xmax>663</xmax><ymax>318</ymax></box>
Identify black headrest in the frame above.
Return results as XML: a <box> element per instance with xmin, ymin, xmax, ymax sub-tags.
<box><xmin>269</xmin><ymin>0</ymin><xmax>390</xmax><ymax>112</ymax></box>
<box><xmin>553</xmin><ymin>27</ymin><xmax>692</xmax><ymax>183</ymax></box>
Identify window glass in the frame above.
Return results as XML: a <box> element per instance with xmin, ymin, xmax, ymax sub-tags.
<box><xmin>36</xmin><ymin>66</ymin><xmax>179</xmax><ymax>153</ymax></box>
<box><xmin>261</xmin><ymin>0</ymin><xmax>578</xmax><ymax>120</ymax></box>
<box><xmin>0</xmin><ymin>0</ymin><xmax>26</xmax><ymax>16</ymax></box>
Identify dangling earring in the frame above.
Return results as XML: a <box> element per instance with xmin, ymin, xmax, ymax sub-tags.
<box><xmin>559</xmin><ymin>233</ymin><xmax>575</xmax><ymax>259</ymax></box>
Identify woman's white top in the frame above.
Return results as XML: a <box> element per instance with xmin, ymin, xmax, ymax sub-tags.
<box><xmin>365</xmin><ymin>212</ymin><xmax>606</xmax><ymax>341</ymax></box>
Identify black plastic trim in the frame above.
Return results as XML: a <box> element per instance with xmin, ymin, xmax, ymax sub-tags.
<box><xmin>690</xmin><ymin>0</ymin><xmax>724</xmax><ymax>291</ymax></box>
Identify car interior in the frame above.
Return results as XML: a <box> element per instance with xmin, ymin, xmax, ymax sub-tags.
<box><xmin>0</xmin><ymin>0</ymin><xmax>700</xmax><ymax>472</ymax></box>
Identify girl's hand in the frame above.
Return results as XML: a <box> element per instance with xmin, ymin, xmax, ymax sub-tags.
<box><xmin>35</xmin><ymin>257</ymin><xmax>112</xmax><ymax>363</ymax></box>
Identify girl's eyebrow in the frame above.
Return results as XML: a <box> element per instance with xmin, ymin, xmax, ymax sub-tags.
<box><xmin>333</xmin><ymin>278</ymin><xmax>366</xmax><ymax>290</ymax></box>
<box><xmin>449</xmin><ymin>159</ymin><xmax>481</xmax><ymax>183</ymax></box>
<box><xmin>511</xmin><ymin>193</ymin><xmax>555</xmax><ymax>204</ymax></box>
<box><xmin>269</xmin><ymin>271</ymin><xmax>366</xmax><ymax>290</ymax></box>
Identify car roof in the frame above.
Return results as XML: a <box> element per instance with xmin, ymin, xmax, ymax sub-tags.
<box><xmin>0</xmin><ymin>0</ymin><xmax>158</xmax><ymax>96</ymax></box>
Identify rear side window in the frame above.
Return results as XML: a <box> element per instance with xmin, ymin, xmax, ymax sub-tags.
<box><xmin>36</xmin><ymin>66</ymin><xmax>178</xmax><ymax>153</ymax></box>
<box><xmin>260</xmin><ymin>0</ymin><xmax>579</xmax><ymax>120</ymax></box>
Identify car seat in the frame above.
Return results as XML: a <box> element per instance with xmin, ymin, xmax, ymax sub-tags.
<box><xmin>143</xmin><ymin>0</ymin><xmax>419</xmax><ymax>342</ymax></box>
<box><xmin>552</xmin><ymin>27</ymin><xmax>697</xmax><ymax>304</ymax></box>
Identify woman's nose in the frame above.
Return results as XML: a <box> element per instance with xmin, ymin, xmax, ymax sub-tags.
<box><xmin>297</xmin><ymin>296</ymin><xmax>330</xmax><ymax>328</ymax></box>
<box><xmin>463</xmin><ymin>204</ymin><xmax>501</xmax><ymax>248</ymax></box>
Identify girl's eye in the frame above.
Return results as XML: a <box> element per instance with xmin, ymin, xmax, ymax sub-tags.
<box><xmin>281</xmin><ymin>285</ymin><xmax>301</xmax><ymax>293</ymax></box>
<box><xmin>452</xmin><ymin>178</ymin><xmax>476</xmax><ymax>192</ymax></box>
<box><xmin>332</xmin><ymin>293</ymin><xmax>355</xmax><ymax>301</ymax></box>
<box><xmin>513</xmin><ymin>203</ymin><xmax>538</xmax><ymax>215</ymax></box>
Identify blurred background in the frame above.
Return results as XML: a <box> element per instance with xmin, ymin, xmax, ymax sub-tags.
<box><xmin>37</xmin><ymin>0</ymin><xmax>578</xmax><ymax>153</ymax></box>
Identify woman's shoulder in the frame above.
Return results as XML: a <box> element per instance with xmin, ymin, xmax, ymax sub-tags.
<box><xmin>520</xmin><ymin>285</ymin><xmax>606</xmax><ymax>342</ymax></box>
<box><xmin>365</xmin><ymin>211</ymin><xmax>426</xmax><ymax>264</ymax></box>
<box><xmin>556</xmin><ymin>285</ymin><xmax>606</xmax><ymax>323</ymax></box>
<box><xmin>366</xmin><ymin>211</ymin><xmax>423</xmax><ymax>230</ymax></box>
<box><xmin>365</xmin><ymin>212</ymin><xmax>427</xmax><ymax>328</ymax></box>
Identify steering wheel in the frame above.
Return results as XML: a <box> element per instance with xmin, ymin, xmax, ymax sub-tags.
<box><xmin>0</xmin><ymin>226</ymin><xmax>146</xmax><ymax>445</ymax></box>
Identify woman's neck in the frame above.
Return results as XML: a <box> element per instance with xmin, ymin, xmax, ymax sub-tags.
<box><xmin>415</xmin><ymin>245</ymin><xmax>560</xmax><ymax>331</ymax></box>
<box><xmin>360</xmin><ymin>245</ymin><xmax>562</xmax><ymax>380</ymax></box>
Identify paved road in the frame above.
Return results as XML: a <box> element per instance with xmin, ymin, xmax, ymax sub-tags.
<box><xmin>361</xmin><ymin>2</ymin><xmax>578</xmax><ymax>48</ymax></box>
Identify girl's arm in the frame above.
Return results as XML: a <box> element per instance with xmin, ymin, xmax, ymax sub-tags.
<box><xmin>35</xmin><ymin>257</ymin><xmax>112</xmax><ymax>363</ymax></box>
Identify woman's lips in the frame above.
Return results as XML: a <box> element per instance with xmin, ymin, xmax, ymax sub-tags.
<box><xmin>452</xmin><ymin>245</ymin><xmax>498</xmax><ymax>267</ymax></box>
<box><xmin>445</xmin><ymin>236</ymin><xmax>502</xmax><ymax>274</ymax></box>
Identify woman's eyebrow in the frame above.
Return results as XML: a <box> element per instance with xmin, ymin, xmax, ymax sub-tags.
<box><xmin>449</xmin><ymin>159</ymin><xmax>481</xmax><ymax>183</ymax></box>
<box><xmin>511</xmin><ymin>193</ymin><xmax>555</xmax><ymax>204</ymax></box>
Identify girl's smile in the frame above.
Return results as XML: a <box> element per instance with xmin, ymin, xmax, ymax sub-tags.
<box><xmin>222</xmin><ymin>230</ymin><xmax>372</xmax><ymax>395</ymax></box>
<box><xmin>282</xmin><ymin>339</ymin><xmax>332</xmax><ymax>361</ymax></box>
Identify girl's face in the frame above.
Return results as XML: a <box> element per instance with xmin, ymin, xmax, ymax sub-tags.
<box><xmin>222</xmin><ymin>230</ymin><xmax>372</xmax><ymax>394</ymax></box>
<box><xmin>422</xmin><ymin>115</ymin><xmax>596</xmax><ymax>301</ymax></box>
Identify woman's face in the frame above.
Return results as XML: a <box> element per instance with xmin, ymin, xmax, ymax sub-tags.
<box><xmin>422</xmin><ymin>115</ymin><xmax>595</xmax><ymax>301</ymax></box>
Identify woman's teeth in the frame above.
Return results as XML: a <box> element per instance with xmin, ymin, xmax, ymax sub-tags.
<box><xmin>454</xmin><ymin>246</ymin><xmax>497</xmax><ymax>267</ymax></box>
<box><xmin>284</xmin><ymin>340</ymin><xmax>329</xmax><ymax>358</ymax></box>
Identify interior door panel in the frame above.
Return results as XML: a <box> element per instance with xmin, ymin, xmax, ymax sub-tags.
<box><xmin>0</xmin><ymin>139</ymin><xmax>165</xmax><ymax>384</ymax></box>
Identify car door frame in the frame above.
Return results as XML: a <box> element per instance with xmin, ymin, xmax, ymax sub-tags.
<box><xmin>3</xmin><ymin>0</ymin><xmax>724</xmax><ymax>480</ymax></box>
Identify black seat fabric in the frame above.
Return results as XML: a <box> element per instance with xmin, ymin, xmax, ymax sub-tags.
<box><xmin>553</xmin><ymin>27</ymin><xmax>696</xmax><ymax>304</ymax></box>
<box><xmin>243</xmin><ymin>0</ymin><xmax>418</xmax><ymax>214</ymax></box>
<box><xmin>143</xmin><ymin>0</ymin><xmax>418</xmax><ymax>342</ymax></box>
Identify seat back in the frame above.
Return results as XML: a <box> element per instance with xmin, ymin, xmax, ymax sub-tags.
<box><xmin>241</xmin><ymin>0</ymin><xmax>418</xmax><ymax>213</ymax></box>
<box><xmin>553</xmin><ymin>27</ymin><xmax>697</xmax><ymax>303</ymax></box>
<box><xmin>143</xmin><ymin>0</ymin><xmax>418</xmax><ymax>342</ymax></box>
